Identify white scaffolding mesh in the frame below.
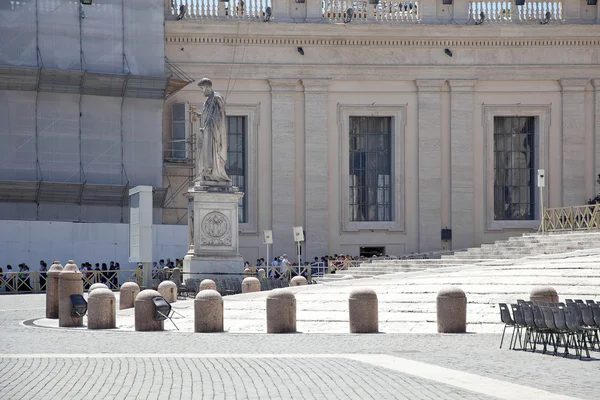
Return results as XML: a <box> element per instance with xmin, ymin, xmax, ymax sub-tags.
<box><xmin>0</xmin><ymin>90</ymin><xmax>36</xmax><ymax>181</ymax></box>
<box><xmin>38</xmin><ymin>0</ymin><xmax>82</xmax><ymax>70</ymax></box>
<box><xmin>0</xmin><ymin>1</ymin><xmax>37</xmax><ymax>66</ymax></box>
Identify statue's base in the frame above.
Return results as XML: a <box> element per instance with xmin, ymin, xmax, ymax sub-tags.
<box><xmin>184</xmin><ymin>183</ymin><xmax>245</xmax><ymax>279</ymax></box>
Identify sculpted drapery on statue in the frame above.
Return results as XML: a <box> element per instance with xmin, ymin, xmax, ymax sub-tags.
<box><xmin>195</xmin><ymin>78</ymin><xmax>231</xmax><ymax>184</ymax></box>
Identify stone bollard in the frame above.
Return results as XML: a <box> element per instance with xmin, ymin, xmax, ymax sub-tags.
<box><xmin>436</xmin><ymin>287</ymin><xmax>467</xmax><ymax>333</ymax></box>
<box><xmin>257</xmin><ymin>268</ymin><xmax>266</xmax><ymax>280</ymax></box>
<box><xmin>120</xmin><ymin>282</ymin><xmax>140</xmax><ymax>310</ymax></box>
<box><xmin>89</xmin><ymin>283</ymin><xmax>108</xmax><ymax>294</ymax></box>
<box><xmin>135</xmin><ymin>289</ymin><xmax>163</xmax><ymax>331</ymax></box>
<box><xmin>158</xmin><ymin>280</ymin><xmax>178</xmax><ymax>303</ymax></box>
<box><xmin>46</xmin><ymin>261</ymin><xmax>63</xmax><ymax>319</ymax></box>
<box><xmin>58</xmin><ymin>260</ymin><xmax>84</xmax><ymax>327</ymax></box>
<box><xmin>244</xmin><ymin>267</ymin><xmax>252</xmax><ymax>276</ymax></box>
<box><xmin>530</xmin><ymin>286</ymin><xmax>559</xmax><ymax>303</ymax></box>
<box><xmin>200</xmin><ymin>279</ymin><xmax>216</xmax><ymax>291</ymax></box>
<box><xmin>290</xmin><ymin>276</ymin><xmax>308</xmax><ymax>287</ymax></box>
<box><xmin>172</xmin><ymin>267</ymin><xmax>181</xmax><ymax>284</ymax></box>
<box><xmin>349</xmin><ymin>288</ymin><xmax>378</xmax><ymax>333</ymax></box>
<box><xmin>266</xmin><ymin>290</ymin><xmax>296</xmax><ymax>333</ymax></box>
<box><xmin>242</xmin><ymin>277</ymin><xmax>261</xmax><ymax>294</ymax></box>
<box><xmin>194</xmin><ymin>289</ymin><xmax>224</xmax><ymax>332</ymax></box>
<box><xmin>88</xmin><ymin>288</ymin><xmax>116</xmax><ymax>329</ymax></box>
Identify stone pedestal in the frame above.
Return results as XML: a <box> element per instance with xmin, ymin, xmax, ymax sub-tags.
<box><xmin>349</xmin><ymin>288</ymin><xmax>378</xmax><ymax>333</ymax></box>
<box><xmin>194</xmin><ymin>289</ymin><xmax>224</xmax><ymax>332</ymax></box>
<box><xmin>436</xmin><ymin>287</ymin><xmax>467</xmax><ymax>333</ymax></box>
<box><xmin>242</xmin><ymin>277</ymin><xmax>260</xmax><ymax>293</ymax></box>
<box><xmin>88</xmin><ymin>288</ymin><xmax>116</xmax><ymax>330</ymax></box>
<box><xmin>183</xmin><ymin>184</ymin><xmax>245</xmax><ymax>276</ymax></box>
<box><xmin>120</xmin><ymin>282</ymin><xmax>140</xmax><ymax>310</ymax></box>
<box><xmin>58</xmin><ymin>261</ymin><xmax>84</xmax><ymax>328</ymax></box>
<box><xmin>266</xmin><ymin>290</ymin><xmax>296</xmax><ymax>333</ymax></box>
<box><xmin>158</xmin><ymin>281</ymin><xmax>177</xmax><ymax>303</ymax></box>
<box><xmin>46</xmin><ymin>261</ymin><xmax>63</xmax><ymax>319</ymax></box>
<box><xmin>530</xmin><ymin>286</ymin><xmax>559</xmax><ymax>303</ymax></box>
<box><xmin>135</xmin><ymin>289</ymin><xmax>163</xmax><ymax>331</ymax></box>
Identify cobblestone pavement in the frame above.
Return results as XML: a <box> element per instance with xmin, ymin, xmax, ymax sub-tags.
<box><xmin>0</xmin><ymin>295</ymin><xmax>596</xmax><ymax>399</ymax></box>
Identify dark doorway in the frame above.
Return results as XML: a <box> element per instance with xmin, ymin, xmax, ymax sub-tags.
<box><xmin>360</xmin><ymin>246</ymin><xmax>385</xmax><ymax>257</ymax></box>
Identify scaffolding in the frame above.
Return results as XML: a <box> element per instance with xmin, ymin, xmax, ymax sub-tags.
<box><xmin>0</xmin><ymin>0</ymin><xmax>193</xmax><ymax>222</ymax></box>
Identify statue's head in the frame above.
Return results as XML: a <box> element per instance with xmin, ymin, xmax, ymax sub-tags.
<box><xmin>197</xmin><ymin>78</ymin><xmax>213</xmax><ymax>96</ymax></box>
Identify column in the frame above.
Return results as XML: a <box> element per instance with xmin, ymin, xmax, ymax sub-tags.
<box><xmin>593</xmin><ymin>80</ymin><xmax>600</xmax><ymax>197</ymax></box>
<box><xmin>302</xmin><ymin>79</ymin><xmax>330</xmax><ymax>260</ymax></box>
<box><xmin>448</xmin><ymin>80</ymin><xmax>476</xmax><ymax>250</ymax></box>
<box><xmin>269</xmin><ymin>79</ymin><xmax>298</xmax><ymax>258</ymax></box>
<box><xmin>560</xmin><ymin>79</ymin><xmax>588</xmax><ymax>206</ymax></box>
<box><xmin>416</xmin><ymin>80</ymin><xmax>444</xmax><ymax>252</ymax></box>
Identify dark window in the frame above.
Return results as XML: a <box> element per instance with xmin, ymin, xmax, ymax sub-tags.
<box><xmin>493</xmin><ymin>116</ymin><xmax>535</xmax><ymax>220</ymax></box>
<box><xmin>349</xmin><ymin>116</ymin><xmax>392</xmax><ymax>222</ymax></box>
<box><xmin>226</xmin><ymin>116</ymin><xmax>246</xmax><ymax>223</ymax></box>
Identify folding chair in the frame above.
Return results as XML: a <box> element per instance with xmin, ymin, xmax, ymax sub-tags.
<box><xmin>498</xmin><ymin>303</ymin><xmax>516</xmax><ymax>349</ymax></box>
<box><xmin>510</xmin><ymin>304</ymin><xmax>526</xmax><ymax>350</ymax></box>
<box><xmin>70</xmin><ymin>294</ymin><xmax>88</xmax><ymax>317</ymax></box>
<box><xmin>151</xmin><ymin>296</ymin><xmax>181</xmax><ymax>330</ymax></box>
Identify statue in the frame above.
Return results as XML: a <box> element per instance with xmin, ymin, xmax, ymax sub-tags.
<box><xmin>195</xmin><ymin>78</ymin><xmax>231</xmax><ymax>184</ymax></box>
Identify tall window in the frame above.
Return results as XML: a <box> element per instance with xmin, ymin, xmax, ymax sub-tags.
<box><xmin>226</xmin><ymin>116</ymin><xmax>246</xmax><ymax>223</ymax></box>
<box><xmin>348</xmin><ymin>116</ymin><xmax>392</xmax><ymax>222</ymax></box>
<box><xmin>493</xmin><ymin>116</ymin><xmax>535</xmax><ymax>220</ymax></box>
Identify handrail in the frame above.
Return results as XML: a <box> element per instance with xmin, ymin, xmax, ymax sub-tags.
<box><xmin>539</xmin><ymin>204</ymin><xmax>600</xmax><ymax>232</ymax></box>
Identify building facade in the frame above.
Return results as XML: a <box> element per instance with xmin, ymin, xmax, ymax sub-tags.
<box><xmin>164</xmin><ymin>0</ymin><xmax>600</xmax><ymax>261</ymax></box>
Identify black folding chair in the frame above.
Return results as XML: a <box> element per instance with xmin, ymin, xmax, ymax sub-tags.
<box><xmin>498</xmin><ymin>303</ymin><xmax>516</xmax><ymax>349</ymax></box>
<box><xmin>151</xmin><ymin>296</ymin><xmax>180</xmax><ymax>330</ymax></box>
<box><xmin>70</xmin><ymin>294</ymin><xmax>88</xmax><ymax>318</ymax></box>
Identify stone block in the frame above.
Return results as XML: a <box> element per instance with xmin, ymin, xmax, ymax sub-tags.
<box><xmin>257</xmin><ymin>268</ymin><xmax>266</xmax><ymax>280</ymax></box>
<box><xmin>119</xmin><ymin>282</ymin><xmax>140</xmax><ymax>310</ymax></box>
<box><xmin>349</xmin><ymin>288</ymin><xmax>378</xmax><ymax>333</ymax></box>
<box><xmin>266</xmin><ymin>290</ymin><xmax>296</xmax><ymax>333</ymax></box>
<box><xmin>58</xmin><ymin>260</ymin><xmax>84</xmax><ymax>328</ymax></box>
<box><xmin>200</xmin><ymin>279</ymin><xmax>216</xmax><ymax>291</ymax></box>
<box><xmin>194</xmin><ymin>289</ymin><xmax>224</xmax><ymax>332</ymax></box>
<box><xmin>242</xmin><ymin>277</ymin><xmax>261</xmax><ymax>293</ymax></box>
<box><xmin>45</xmin><ymin>261</ymin><xmax>63</xmax><ymax>319</ymax></box>
<box><xmin>89</xmin><ymin>283</ymin><xmax>108</xmax><ymax>294</ymax></box>
<box><xmin>530</xmin><ymin>286</ymin><xmax>559</xmax><ymax>303</ymax></box>
<box><xmin>88</xmin><ymin>288</ymin><xmax>116</xmax><ymax>329</ymax></box>
<box><xmin>134</xmin><ymin>289</ymin><xmax>163</xmax><ymax>331</ymax></box>
<box><xmin>436</xmin><ymin>287</ymin><xmax>467</xmax><ymax>333</ymax></box>
<box><xmin>158</xmin><ymin>280</ymin><xmax>178</xmax><ymax>303</ymax></box>
<box><xmin>290</xmin><ymin>276</ymin><xmax>308</xmax><ymax>287</ymax></box>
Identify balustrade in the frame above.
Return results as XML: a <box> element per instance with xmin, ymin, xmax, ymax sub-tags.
<box><xmin>168</xmin><ymin>0</ymin><xmax>272</xmax><ymax>20</ymax></box>
<box><xmin>469</xmin><ymin>1</ymin><xmax>563</xmax><ymax>23</ymax></box>
<box><xmin>322</xmin><ymin>0</ymin><xmax>420</xmax><ymax>23</ymax></box>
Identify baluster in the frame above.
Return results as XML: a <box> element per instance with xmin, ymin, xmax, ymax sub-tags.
<box><xmin>249</xmin><ymin>0</ymin><xmax>255</xmax><ymax>19</ymax></box>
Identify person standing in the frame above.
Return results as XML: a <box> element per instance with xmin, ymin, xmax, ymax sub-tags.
<box><xmin>39</xmin><ymin>261</ymin><xmax>48</xmax><ymax>291</ymax></box>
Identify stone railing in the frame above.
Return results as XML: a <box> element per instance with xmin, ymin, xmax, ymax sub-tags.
<box><xmin>469</xmin><ymin>1</ymin><xmax>563</xmax><ymax>24</ymax></box>
<box><xmin>539</xmin><ymin>204</ymin><xmax>600</xmax><ymax>232</ymax></box>
<box><xmin>323</xmin><ymin>0</ymin><xmax>420</xmax><ymax>23</ymax></box>
<box><xmin>168</xmin><ymin>0</ymin><xmax>272</xmax><ymax>20</ymax></box>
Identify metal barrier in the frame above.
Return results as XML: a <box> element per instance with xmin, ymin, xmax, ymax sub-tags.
<box><xmin>539</xmin><ymin>204</ymin><xmax>600</xmax><ymax>232</ymax></box>
<box><xmin>328</xmin><ymin>260</ymin><xmax>362</xmax><ymax>271</ymax></box>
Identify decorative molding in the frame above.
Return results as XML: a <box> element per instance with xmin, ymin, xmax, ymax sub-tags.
<box><xmin>337</xmin><ymin>104</ymin><xmax>407</xmax><ymax>233</ymax></box>
<box><xmin>560</xmin><ymin>78</ymin><xmax>590</xmax><ymax>91</ymax></box>
<box><xmin>268</xmin><ymin>79</ymin><xmax>300</xmax><ymax>91</ymax></box>
<box><xmin>301</xmin><ymin>79</ymin><xmax>331</xmax><ymax>93</ymax></box>
<box><xmin>167</xmin><ymin>35</ymin><xmax>600</xmax><ymax>48</ymax></box>
<box><xmin>448</xmin><ymin>79</ymin><xmax>478</xmax><ymax>92</ymax></box>
<box><xmin>481</xmin><ymin>104</ymin><xmax>551</xmax><ymax>232</ymax></box>
<box><xmin>415</xmin><ymin>79</ymin><xmax>446</xmax><ymax>92</ymax></box>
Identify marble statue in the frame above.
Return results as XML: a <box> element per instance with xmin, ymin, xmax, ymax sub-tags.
<box><xmin>195</xmin><ymin>78</ymin><xmax>231</xmax><ymax>184</ymax></box>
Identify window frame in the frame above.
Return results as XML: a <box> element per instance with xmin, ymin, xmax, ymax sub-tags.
<box><xmin>482</xmin><ymin>105</ymin><xmax>550</xmax><ymax>231</ymax></box>
<box><xmin>226</xmin><ymin>115</ymin><xmax>248</xmax><ymax>224</ymax></box>
<box><xmin>338</xmin><ymin>104</ymin><xmax>406</xmax><ymax>233</ymax></box>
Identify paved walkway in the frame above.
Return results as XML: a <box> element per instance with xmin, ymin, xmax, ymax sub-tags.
<box><xmin>0</xmin><ymin>294</ymin><xmax>597</xmax><ymax>399</ymax></box>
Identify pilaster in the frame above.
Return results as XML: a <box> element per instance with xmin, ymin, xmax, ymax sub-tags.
<box><xmin>560</xmin><ymin>78</ymin><xmax>589</xmax><ymax>206</ymax></box>
<box><xmin>448</xmin><ymin>79</ymin><xmax>476</xmax><ymax>250</ymax></box>
<box><xmin>302</xmin><ymin>79</ymin><xmax>330</xmax><ymax>259</ymax></box>
<box><xmin>269</xmin><ymin>79</ymin><xmax>299</xmax><ymax>257</ymax></box>
<box><xmin>416</xmin><ymin>79</ymin><xmax>444</xmax><ymax>252</ymax></box>
<box><xmin>593</xmin><ymin>79</ymin><xmax>600</xmax><ymax>196</ymax></box>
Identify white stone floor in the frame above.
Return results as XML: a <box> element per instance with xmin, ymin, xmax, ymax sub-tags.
<box><xmin>34</xmin><ymin>248</ymin><xmax>600</xmax><ymax>334</ymax></box>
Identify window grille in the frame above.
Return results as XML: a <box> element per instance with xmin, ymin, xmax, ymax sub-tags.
<box><xmin>226</xmin><ymin>116</ymin><xmax>247</xmax><ymax>223</ymax></box>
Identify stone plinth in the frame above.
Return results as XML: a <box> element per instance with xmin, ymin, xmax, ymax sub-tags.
<box><xmin>258</xmin><ymin>269</ymin><xmax>266</xmax><ymax>280</ymax></box>
<box><xmin>266</xmin><ymin>290</ymin><xmax>296</xmax><ymax>333</ymax></box>
<box><xmin>349</xmin><ymin>289</ymin><xmax>378</xmax><ymax>333</ymax></box>
<box><xmin>172</xmin><ymin>267</ymin><xmax>181</xmax><ymax>284</ymax></box>
<box><xmin>183</xmin><ymin>186</ymin><xmax>244</xmax><ymax>276</ymax></box>
<box><xmin>290</xmin><ymin>276</ymin><xmax>308</xmax><ymax>287</ymax></box>
<box><xmin>242</xmin><ymin>277</ymin><xmax>260</xmax><ymax>293</ymax></box>
<box><xmin>58</xmin><ymin>260</ymin><xmax>84</xmax><ymax>328</ymax></box>
<box><xmin>89</xmin><ymin>283</ymin><xmax>108</xmax><ymax>294</ymax></box>
<box><xmin>530</xmin><ymin>286</ymin><xmax>559</xmax><ymax>303</ymax></box>
<box><xmin>194</xmin><ymin>289</ymin><xmax>224</xmax><ymax>332</ymax></box>
<box><xmin>135</xmin><ymin>289</ymin><xmax>163</xmax><ymax>331</ymax></box>
<box><xmin>88</xmin><ymin>288</ymin><xmax>116</xmax><ymax>330</ymax></box>
<box><xmin>158</xmin><ymin>280</ymin><xmax>177</xmax><ymax>303</ymax></box>
<box><xmin>46</xmin><ymin>261</ymin><xmax>63</xmax><ymax>319</ymax></box>
<box><xmin>436</xmin><ymin>287</ymin><xmax>467</xmax><ymax>333</ymax></box>
<box><xmin>120</xmin><ymin>282</ymin><xmax>140</xmax><ymax>310</ymax></box>
<box><xmin>200</xmin><ymin>279</ymin><xmax>216</xmax><ymax>291</ymax></box>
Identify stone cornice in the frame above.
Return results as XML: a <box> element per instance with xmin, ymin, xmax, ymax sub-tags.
<box><xmin>268</xmin><ymin>79</ymin><xmax>300</xmax><ymax>91</ymax></box>
<box><xmin>448</xmin><ymin>79</ymin><xmax>477</xmax><ymax>92</ymax></box>
<box><xmin>560</xmin><ymin>78</ymin><xmax>590</xmax><ymax>92</ymax></box>
<box><xmin>301</xmin><ymin>79</ymin><xmax>331</xmax><ymax>93</ymax></box>
<box><xmin>167</xmin><ymin>35</ymin><xmax>600</xmax><ymax>48</ymax></box>
<box><xmin>415</xmin><ymin>79</ymin><xmax>446</xmax><ymax>92</ymax></box>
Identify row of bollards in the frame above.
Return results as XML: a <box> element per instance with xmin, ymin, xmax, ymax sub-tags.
<box><xmin>45</xmin><ymin>262</ymin><xmax>470</xmax><ymax>334</ymax></box>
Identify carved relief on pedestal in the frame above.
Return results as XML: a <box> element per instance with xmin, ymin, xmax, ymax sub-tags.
<box><xmin>200</xmin><ymin>211</ymin><xmax>232</xmax><ymax>246</ymax></box>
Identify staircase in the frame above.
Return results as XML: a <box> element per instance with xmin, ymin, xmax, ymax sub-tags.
<box><xmin>316</xmin><ymin>231</ymin><xmax>600</xmax><ymax>282</ymax></box>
